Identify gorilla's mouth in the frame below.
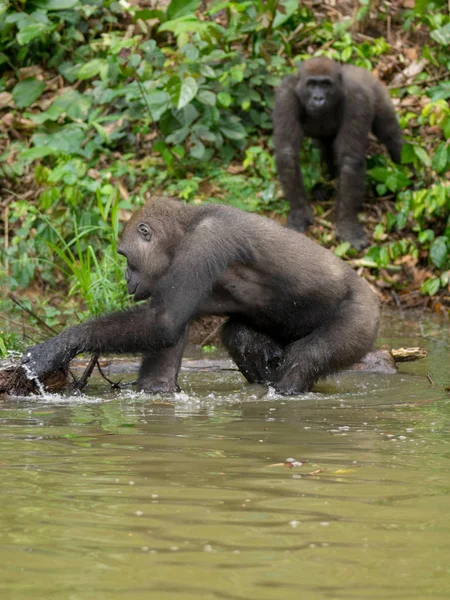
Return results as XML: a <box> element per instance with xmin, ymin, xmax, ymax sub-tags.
<box><xmin>127</xmin><ymin>281</ymin><xmax>138</xmax><ymax>296</ymax></box>
<box><xmin>308</xmin><ymin>104</ymin><xmax>325</xmax><ymax>116</ymax></box>
<box><xmin>133</xmin><ymin>284</ymin><xmax>151</xmax><ymax>302</ymax></box>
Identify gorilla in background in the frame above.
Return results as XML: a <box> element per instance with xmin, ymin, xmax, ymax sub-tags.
<box><xmin>274</xmin><ymin>56</ymin><xmax>403</xmax><ymax>250</ymax></box>
<box><xmin>23</xmin><ymin>197</ymin><xmax>380</xmax><ymax>395</ymax></box>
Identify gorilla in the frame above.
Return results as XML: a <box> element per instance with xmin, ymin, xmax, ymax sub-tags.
<box><xmin>22</xmin><ymin>197</ymin><xmax>380</xmax><ymax>395</ymax></box>
<box><xmin>274</xmin><ymin>57</ymin><xmax>403</xmax><ymax>250</ymax></box>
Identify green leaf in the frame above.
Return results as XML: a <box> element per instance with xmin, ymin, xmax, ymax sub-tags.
<box><xmin>174</xmin><ymin>77</ymin><xmax>198</xmax><ymax>109</ymax></box>
<box><xmin>273</xmin><ymin>0</ymin><xmax>298</xmax><ymax>29</ymax></box>
<box><xmin>19</xmin><ymin>147</ymin><xmax>55</xmax><ymax>160</ymax></box>
<box><xmin>77</xmin><ymin>59</ymin><xmax>107</xmax><ymax>80</ymax></box>
<box><xmin>197</xmin><ymin>90</ymin><xmax>216</xmax><ymax>106</ymax></box>
<box><xmin>176</xmin><ymin>104</ymin><xmax>199</xmax><ymax>127</ymax></box>
<box><xmin>401</xmin><ymin>143</ymin><xmax>416</xmax><ymax>164</ymax></box>
<box><xmin>443</xmin><ymin>118</ymin><xmax>450</xmax><ymax>140</ymax></box>
<box><xmin>368</xmin><ymin>166</ymin><xmax>389</xmax><ymax>182</ymax></box>
<box><xmin>431</xmin><ymin>143</ymin><xmax>449</xmax><ymax>174</ymax></box>
<box><xmin>29</xmin><ymin>89</ymin><xmax>92</xmax><ymax>123</ymax></box>
<box><xmin>32</xmin><ymin>124</ymin><xmax>87</xmax><ymax>156</ymax></box>
<box><xmin>167</xmin><ymin>0</ymin><xmax>201</xmax><ymax>20</ymax></box>
<box><xmin>128</xmin><ymin>53</ymin><xmax>141</xmax><ymax>68</ymax></box>
<box><xmin>396</xmin><ymin>212</ymin><xmax>407</xmax><ymax>230</ymax></box>
<box><xmin>430</xmin><ymin>237</ymin><xmax>449</xmax><ymax>270</ymax></box>
<box><xmin>181</xmin><ymin>43</ymin><xmax>199</xmax><ymax>61</ymax></box>
<box><xmin>219</xmin><ymin>119</ymin><xmax>246</xmax><ymax>141</ymax></box>
<box><xmin>421</xmin><ymin>277</ymin><xmax>441</xmax><ymax>296</ymax></box>
<box><xmin>413</xmin><ymin>145</ymin><xmax>431</xmax><ymax>167</ymax></box>
<box><xmin>166</xmin><ymin>75</ymin><xmax>182</xmax><ymax>106</ymax></box>
<box><xmin>217</xmin><ymin>91</ymin><xmax>232</xmax><ymax>107</ymax></box>
<box><xmin>334</xmin><ymin>242</ymin><xmax>351</xmax><ymax>257</ymax></box>
<box><xmin>134</xmin><ymin>9</ymin><xmax>165</xmax><ymax>21</ymax></box>
<box><xmin>192</xmin><ymin>124</ymin><xmax>215</xmax><ymax>142</ymax></box>
<box><xmin>12</xmin><ymin>78</ymin><xmax>45</xmax><ymax>108</ymax></box>
<box><xmin>33</xmin><ymin>0</ymin><xmax>79</xmax><ymax>8</ymax></box>
<box><xmin>159</xmin><ymin>16</ymin><xmax>218</xmax><ymax>38</ymax></box>
<box><xmin>17</xmin><ymin>23</ymin><xmax>53</xmax><ymax>45</ymax></box>
<box><xmin>430</xmin><ymin>23</ymin><xmax>450</xmax><ymax>46</ymax></box>
<box><xmin>190</xmin><ymin>137</ymin><xmax>205</xmax><ymax>159</ymax></box>
<box><xmin>418</xmin><ymin>229</ymin><xmax>435</xmax><ymax>245</ymax></box>
<box><xmin>199</xmin><ymin>64</ymin><xmax>216</xmax><ymax>78</ymax></box>
<box><xmin>427</xmin><ymin>81</ymin><xmax>450</xmax><ymax>101</ymax></box>
<box><xmin>385</xmin><ymin>174</ymin><xmax>397</xmax><ymax>193</ymax></box>
<box><xmin>146</xmin><ymin>90</ymin><xmax>170</xmax><ymax>120</ymax></box>
<box><xmin>341</xmin><ymin>46</ymin><xmax>353</xmax><ymax>62</ymax></box>
<box><xmin>166</xmin><ymin>126</ymin><xmax>190</xmax><ymax>144</ymax></box>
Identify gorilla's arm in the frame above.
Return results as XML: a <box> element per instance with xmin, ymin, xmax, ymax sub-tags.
<box><xmin>22</xmin><ymin>215</ymin><xmax>250</xmax><ymax>379</ymax></box>
<box><xmin>372</xmin><ymin>92</ymin><xmax>403</xmax><ymax>164</ymax></box>
<box><xmin>273</xmin><ymin>76</ymin><xmax>312</xmax><ymax>232</ymax></box>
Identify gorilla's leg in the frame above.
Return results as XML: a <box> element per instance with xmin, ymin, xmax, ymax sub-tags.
<box><xmin>335</xmin><ymin>154</ymin><xmax>369</xmax><ymax>250</ymax></box>
<box><xmin>274</xmin><ymin>79</ymin><xmax>313</xmax><ymax>232</ymax></box>
<box><xmin>275</xmin><ymin>299</ymin><xmax>378</xmax><ymax>394</ymax></box>
<box><xmin>138</xmin><ymin>328</ymin><xmax>188</xmax><ymax>393</ymax></box>
<box><xmin>221</xmin><ymin>320</ymin><xmax>283</xmax><ymax>385</ymax></box>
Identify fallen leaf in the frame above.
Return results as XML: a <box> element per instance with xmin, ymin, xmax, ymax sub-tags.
<box><xmin>0</xmin><ymin>92</ymin><xmax>14</xmax><ymax>109</ymax></box>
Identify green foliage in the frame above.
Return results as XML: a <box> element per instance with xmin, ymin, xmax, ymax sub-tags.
<box><xmin>0</xmin><ymin>331</ymin><xmax>23</xmax><ymax>357</ymax></box>
<box><xmin>0</xmin><ymin>0</ymin><xmax>449</xmax><ymax>323</ymax></box>
<box><xmin>12</xmin><ymin>78</ymin><xmax>45</xmax><ymax>108</ymax></box>
<box><xmin>36</xmin><ymin>189</ymin><xmax>129</xmax><ymax>318</ymax></box>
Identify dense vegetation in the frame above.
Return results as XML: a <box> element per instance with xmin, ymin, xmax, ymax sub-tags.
<box><xmin>1</xmin><ymin>0</ymin><xmax>449</xmax><ymax>354</ymax></box>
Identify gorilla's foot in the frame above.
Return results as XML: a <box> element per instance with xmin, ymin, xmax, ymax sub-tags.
<box><xmin>286</xmin><ymin>207</ymin><xmax>313</xmax><ymax>233</ymax></box>
<box><xmin>274</xmin><ymin>381</ymin><xmax>311</xmax><ymax>395</ymax></box>
<box><xmin>138</xmin><ymin>380</ymin><xmax>180</xmax><ymax>394</ymax></box>
<box><xmin>336</xmin><ymin>220</ymin><xmax>369</xmax><ymax>251</ymax></box>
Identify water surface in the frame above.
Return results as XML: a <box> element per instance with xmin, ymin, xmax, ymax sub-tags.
<box><xmin>1</xmin><ymin>311</ymin><xmax>449</xmax><ymax>600</ymax></box>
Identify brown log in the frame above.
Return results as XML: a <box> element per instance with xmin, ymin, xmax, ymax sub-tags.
<box><xmin>390</xmin><ymin>347</ymin><xmax>428</xmax><ymax>362</ymax></box>
<box><xmin>0</xmin><ymin>359</ymin><xmax>67</xmax><ymax>396</ymax></box>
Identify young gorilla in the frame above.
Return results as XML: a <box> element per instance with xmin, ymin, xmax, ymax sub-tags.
<box><xmin>22</xmin><ymin>197</ymin><xmax>380</xmax><ymax>395</ymax></box>
<box><xmin>274</xmin><ymin>57</ymin><xmax>403</xmax><ymax>250</ymax></box>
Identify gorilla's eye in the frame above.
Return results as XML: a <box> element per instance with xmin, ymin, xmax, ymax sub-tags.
<box><xmin>137</xmin><ymin>223</ymin><xmax>152</xmax><ymax>241</ymax></box>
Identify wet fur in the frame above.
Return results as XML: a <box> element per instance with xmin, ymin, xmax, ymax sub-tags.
<box><xmin>23</xmin><ymin>197</ymin><xmax>380</xmax><ymax>395</ymax></box>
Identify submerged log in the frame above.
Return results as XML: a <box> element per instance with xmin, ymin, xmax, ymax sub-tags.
<box><xmin>0</xmin><ymin>346</ymin><xmax>428</xmax><ymax>397</ymax></box>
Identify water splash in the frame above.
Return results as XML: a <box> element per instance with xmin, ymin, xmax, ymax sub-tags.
<box><xmin>22</xmin><ymin>361</ymin><xmax>46</xmax><ymax>396</ymax></box>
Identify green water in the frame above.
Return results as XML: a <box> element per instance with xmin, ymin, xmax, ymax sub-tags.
<box><xmin>1</xmin><ymin>311</ymin><xmax>449</xmax><ymax>600</ymax></box>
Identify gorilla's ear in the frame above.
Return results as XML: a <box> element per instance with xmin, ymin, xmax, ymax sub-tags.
<box><xmin>137</xmin><ymin>223</ymin><xmax>152</xmax><ymax>242</ymax></box>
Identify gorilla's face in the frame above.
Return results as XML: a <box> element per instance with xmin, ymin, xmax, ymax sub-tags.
<box><xmin>296</xmin><ymin>59</ymin><xmax>343</xmax><ymax>117</ymax></box>
<box><xmin>118</xmin><ymin>206</ymin><xmax>182</xmax><ymax>301</ymax></box>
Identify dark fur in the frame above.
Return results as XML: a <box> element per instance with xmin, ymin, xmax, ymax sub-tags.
<box><xmin>22</xmin><ymin>197</ymin><xmax>380</xmax><ymax>394</ymax></box>
<box><xmin>274</xmin><ymin>57</ymin><xmax>403</xmax><ymax>250</ymax></box>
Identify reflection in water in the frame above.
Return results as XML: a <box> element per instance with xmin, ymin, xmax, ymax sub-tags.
<box><xmin>0</xmin><ymin>311</ymin><xmax>449</xmax><ymax>600</ymax></box>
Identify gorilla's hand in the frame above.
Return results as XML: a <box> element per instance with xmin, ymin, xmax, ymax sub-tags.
<box><xmin>22</xmin><ymin>333</ymin><xmax>76</xmax><ymax>380</ymax></box>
